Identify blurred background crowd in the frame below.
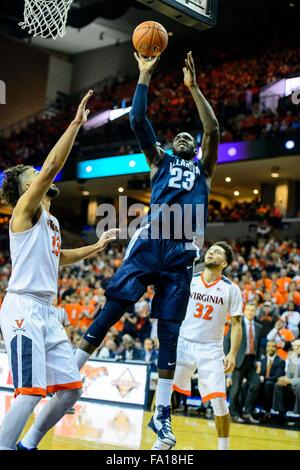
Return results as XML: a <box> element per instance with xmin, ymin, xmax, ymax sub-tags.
<box><xmin>1</xmin><ymin>39</ymin><xmax>300</xmax><ymax>170</ymax></box>
<box><xmin>0</xmin><ymin>233</ymin><xmax>299</xmax><ymax>426</ymax></box>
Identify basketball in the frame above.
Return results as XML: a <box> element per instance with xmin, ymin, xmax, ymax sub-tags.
<box><xmin>132</xmin><ymin>21</ymin><xmax>168</xmax><ymax>57</ymax></box>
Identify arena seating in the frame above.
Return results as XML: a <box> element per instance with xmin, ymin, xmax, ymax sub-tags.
<box><xmin>1</xmin><ymin>41</ymin><xmax>300</xmax><ymax>170</ymax></box>
<box><xmin>0</xmin><ymin>232</ymin><xmax>299</xmax><ymax>422</ymax></box>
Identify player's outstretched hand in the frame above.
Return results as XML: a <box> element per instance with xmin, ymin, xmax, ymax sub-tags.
<box><xmin>73</xmin><ymin>89</ymin><xmax>94</xmax><ymax>125</ymax></box>
<box><xmin>224</xmin><ymin>353</ymin><xmax>236</xmax><ymax>373</ymax></box>
<box><xmin>134</xmin><ymin>52</ymin><xmax>160</xmax><ymax>75</ymax></box>
<box><xmin>183</xmin><ymin>51</ymin><xmax>197</xmax><ymax>88</ymax></box>
<box><xmin>95</xmin><ymin>228</ymin><xmax>120</xmax><ymax>252</ymax></box>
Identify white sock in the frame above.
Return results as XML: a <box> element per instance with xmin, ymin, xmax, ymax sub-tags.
<box><xmin>218</xmin><ymin>437</ymin><xmax>230</xmax><ymax>450</ymax></box>
<box><xmin>74</xmin><ymin>349</ymin><xmax>90</xmax><ymax>370</ymax></box>
<box><xmin>155</xmin><ymin>378</ymin><xmax>173</xmax><ymax>410</ymax></box>
<box><xmin>21</xmin><ymin>428</ymin><xmax>44</xmax><ymax>450</ymax></box>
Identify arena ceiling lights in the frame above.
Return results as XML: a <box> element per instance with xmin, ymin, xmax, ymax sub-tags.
<box><xmin>83</xmin><ymin>106</ymin><xmax>132</xmax><ymax>130</ymax></box>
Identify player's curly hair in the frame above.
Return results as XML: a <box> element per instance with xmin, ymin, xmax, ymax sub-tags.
<box><xmin>213</xmin><ymin>241</ymin><xmax>234</xmax><ymax>267</ymax></box>
<box><xmin>0</xmin><ymin>164</ymin><xmax>32</xmax><ymax>207</ymax></box>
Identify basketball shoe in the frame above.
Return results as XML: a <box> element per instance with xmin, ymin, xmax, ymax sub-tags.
<box><xmin>148</xmin><ymin>405</ymin><xmax>176</xmax><ymax>447</ymax></box>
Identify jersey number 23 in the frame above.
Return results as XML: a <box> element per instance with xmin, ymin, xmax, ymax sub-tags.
<box><xmin>169</xmin><ymin>167</ymin><xmax>195</xmax><ymax>191</ymax></box>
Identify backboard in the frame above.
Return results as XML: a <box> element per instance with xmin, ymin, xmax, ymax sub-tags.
<box><xmin>136</xmin><ymin>0</ymin><xmax>218</xmax><ymax>30</ymax></box>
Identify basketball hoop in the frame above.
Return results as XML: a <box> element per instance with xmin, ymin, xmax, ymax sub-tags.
<box><xmin>19</xmin><ymin>0</ymin><xmax>74</xmax><ymax>39</ymax></box>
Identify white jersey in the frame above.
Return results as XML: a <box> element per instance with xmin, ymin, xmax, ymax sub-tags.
<box><xmin>7</xmin><ymin>209</ymin><xmax>61</xmax><ymax>304</ymax></box>
<box><xmin>180</xmin><ymin>273</ymin><xmax>243</xmax><ymax>344</ymax></box>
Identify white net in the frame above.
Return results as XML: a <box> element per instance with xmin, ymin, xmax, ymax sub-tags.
<box><xmin>19</xmin><ymin>0</ymin><xmax>74</xmax><ymax>39</ymax></box>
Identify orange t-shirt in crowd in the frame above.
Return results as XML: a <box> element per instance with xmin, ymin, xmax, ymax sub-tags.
<box><xmin>276</xmin><ymin>328</ymin><xmax>295</xmax><ymax>360</ymax></box>
<box><xmin>250</xmin><ymin>258</ymin><xmax>260</xmax><ymax>269</ymax></box>
<box><xmin>64</xmin><ymin>303</ymin><xmax>83</xmax><ymax>328</ymax></box>
<box><xmin>113</xmin><ymin>320</ymin><xmax>124</xmax><ymax>332</ymax></box>
<box><xmin>276</xmin><ymin>277</ymin><xmax>292</xmax><ymax>294</ymax></box>
<box><xmin>89</xmin><ymin>298</ymin><xmax>98</xmax><ymax>307</ymax></box>
<box><xmin>271</xmin><ymin>291</ymin><xmax>286</xmax><ymax>305</ymax></box>
<box><xmin>292</xmin><ymin>291</ymin><xmax>300</xmax><ymax>306</ymax></box>
<box><xmin>256</xmin><ymin>278</ymin><xmax>272</xmax><ymax>291</ymax></box>
<box><xmin>78</xmin><ymin>305</ymin><xmax>95</xmax><ymax>330</ymax></box>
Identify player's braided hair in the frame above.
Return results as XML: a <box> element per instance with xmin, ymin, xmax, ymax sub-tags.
<box><xmin>213</xmin><ymin>241</ymin><xmax>234</xmax><ymax>267</ymax></box>
<box><xmin>0</xmin><ymin>164</ymin><xmax>32</xmax><ymax>207</ymax></box>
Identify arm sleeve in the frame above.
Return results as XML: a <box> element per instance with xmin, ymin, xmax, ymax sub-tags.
<box><xmin>129</xmin><ymin>84</ymin><xmax>157</xmax><ymax>150</ymax></box>
<box><xmin>229</xmin><ymin>285</ymin><xmax>243</xmax><ymax>317</ymax></box>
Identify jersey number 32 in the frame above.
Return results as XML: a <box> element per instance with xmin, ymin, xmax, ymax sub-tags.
<box><xmin>194</xmin><ymin>303</ymin><xmax>214</xmax><ymax>321</ymax></box>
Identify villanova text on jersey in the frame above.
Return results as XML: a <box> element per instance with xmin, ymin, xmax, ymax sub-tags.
<box><xmin>142</xmin><ymin>152</ymin><xmax>209</xmax><ymax>244</ymax></box>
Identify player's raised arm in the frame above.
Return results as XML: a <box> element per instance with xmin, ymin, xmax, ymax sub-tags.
<box><xmin>15</xmin><ymin>90</ymin><xmax>93</xmax><ymax>217</ymax></box>
<box><xmin>59</xmin><ymin>228</ymin><xmax>120</xmax><ymax>266</ymax></box>
<box><xmin>129</xmin><ymin>53</ymin><xmax>164</xmax><ymax>171</ymax></box>
<box><xmin>183</xmin><ymin>51</ymin><xmax>220</xmax><ymax>180</ymax></box>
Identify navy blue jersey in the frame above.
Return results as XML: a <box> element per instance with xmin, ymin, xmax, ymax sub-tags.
<box><xmin>146</xmin><ymin>152</ymin><xmax>209</xmax><ymax>241</ymax></box>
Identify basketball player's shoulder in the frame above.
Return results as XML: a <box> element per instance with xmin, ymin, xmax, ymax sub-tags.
<box><xmin>192</xmin><ymin>271</ymin><xmax>201</xmax><ymax>280</ymax></box>
<box><xmin>221</xmin><ymin>275</ymin><xmax>232</xmax><ymax>285</ymax></box>
<box><xmin>163</xmin><ymin>150</ymin><xmax>173</xmax><ymax>161</ymax></box>
<box><xmin>221</xmin><ymin>275</ymin><xmax>241</xmax><ymax>294</ymax></box>
<box><xmin>190</xmin><ymin>271</ymin><xmax>201</xmax><ymax>288</ymax></box>
<box><xmin>223</xmin><ymin>277</ymin><xmax>242</xmax><ymax>299</ymax></box>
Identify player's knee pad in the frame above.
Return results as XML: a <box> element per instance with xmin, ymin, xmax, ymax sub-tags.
<box><xmin>211</xmin><ymin>397</ymin><xmax>229</xmax><ymax>417</ymax></box>
<box><xmin>84</xmin><ymin>299</ymin><xmax>131</xmax><ymax>347</ymax></box>
<box><xmin>157</xmin><ymin>319</ymin><xmax>181</xmax><ymax>371</ymax></box>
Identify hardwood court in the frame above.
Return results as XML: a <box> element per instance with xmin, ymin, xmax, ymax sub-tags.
<box><xmin>0</xmin><ymin>391</ymin><xmax>299</xmax><ymax>450</ymax></box>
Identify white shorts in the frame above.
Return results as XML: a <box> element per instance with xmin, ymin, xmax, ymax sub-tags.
<box><xmin>173</xmin><ymin>336</ymin><xmax>226</xmax><ymax>403</ymax></box>
<box><xmin>0</xmin><ymin>293</ymin><xmax>82</xmax><ymax>397</ymax></box>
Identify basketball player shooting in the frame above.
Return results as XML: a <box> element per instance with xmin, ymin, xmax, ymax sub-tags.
<box><xmin>75</xmin><ymin>51</ymin><xmax>220</xmax><ymax>448</ymax></box>
<box><xmin>0</xmin><ymin>91</ymin><xmax>119</xmax><ymax>451</ymax></box>
<box><xmin>171</xmin><ymin>242</ymin><xmax>243</xmax><ymax>451</ymax></box>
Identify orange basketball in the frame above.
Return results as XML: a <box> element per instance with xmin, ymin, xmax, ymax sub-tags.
<box><xmin>132</xmin><ymin>21</ymin><xmax>168</xmax><ymax>58</ymax></box>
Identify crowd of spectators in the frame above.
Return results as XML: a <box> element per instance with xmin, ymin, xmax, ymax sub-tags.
<box><xmin>1</xmin><ymin>40</ymin><xmax>300</xmax><ymax>170</ymax></box>
<box><xmin>0</xmin><ymin>232</ymin><xmax>300</xmax><ymax>424</ymax></box>
<box><xmin>208</xmin><ymin>199</ymin><xmax>287</xmax><ymax>224</ymax></box>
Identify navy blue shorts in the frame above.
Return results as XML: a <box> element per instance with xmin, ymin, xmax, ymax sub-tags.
<box><xmin>105</xmin><ymin>226</ymin><xmax>199</xmax><ymax>323</ymax></box>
